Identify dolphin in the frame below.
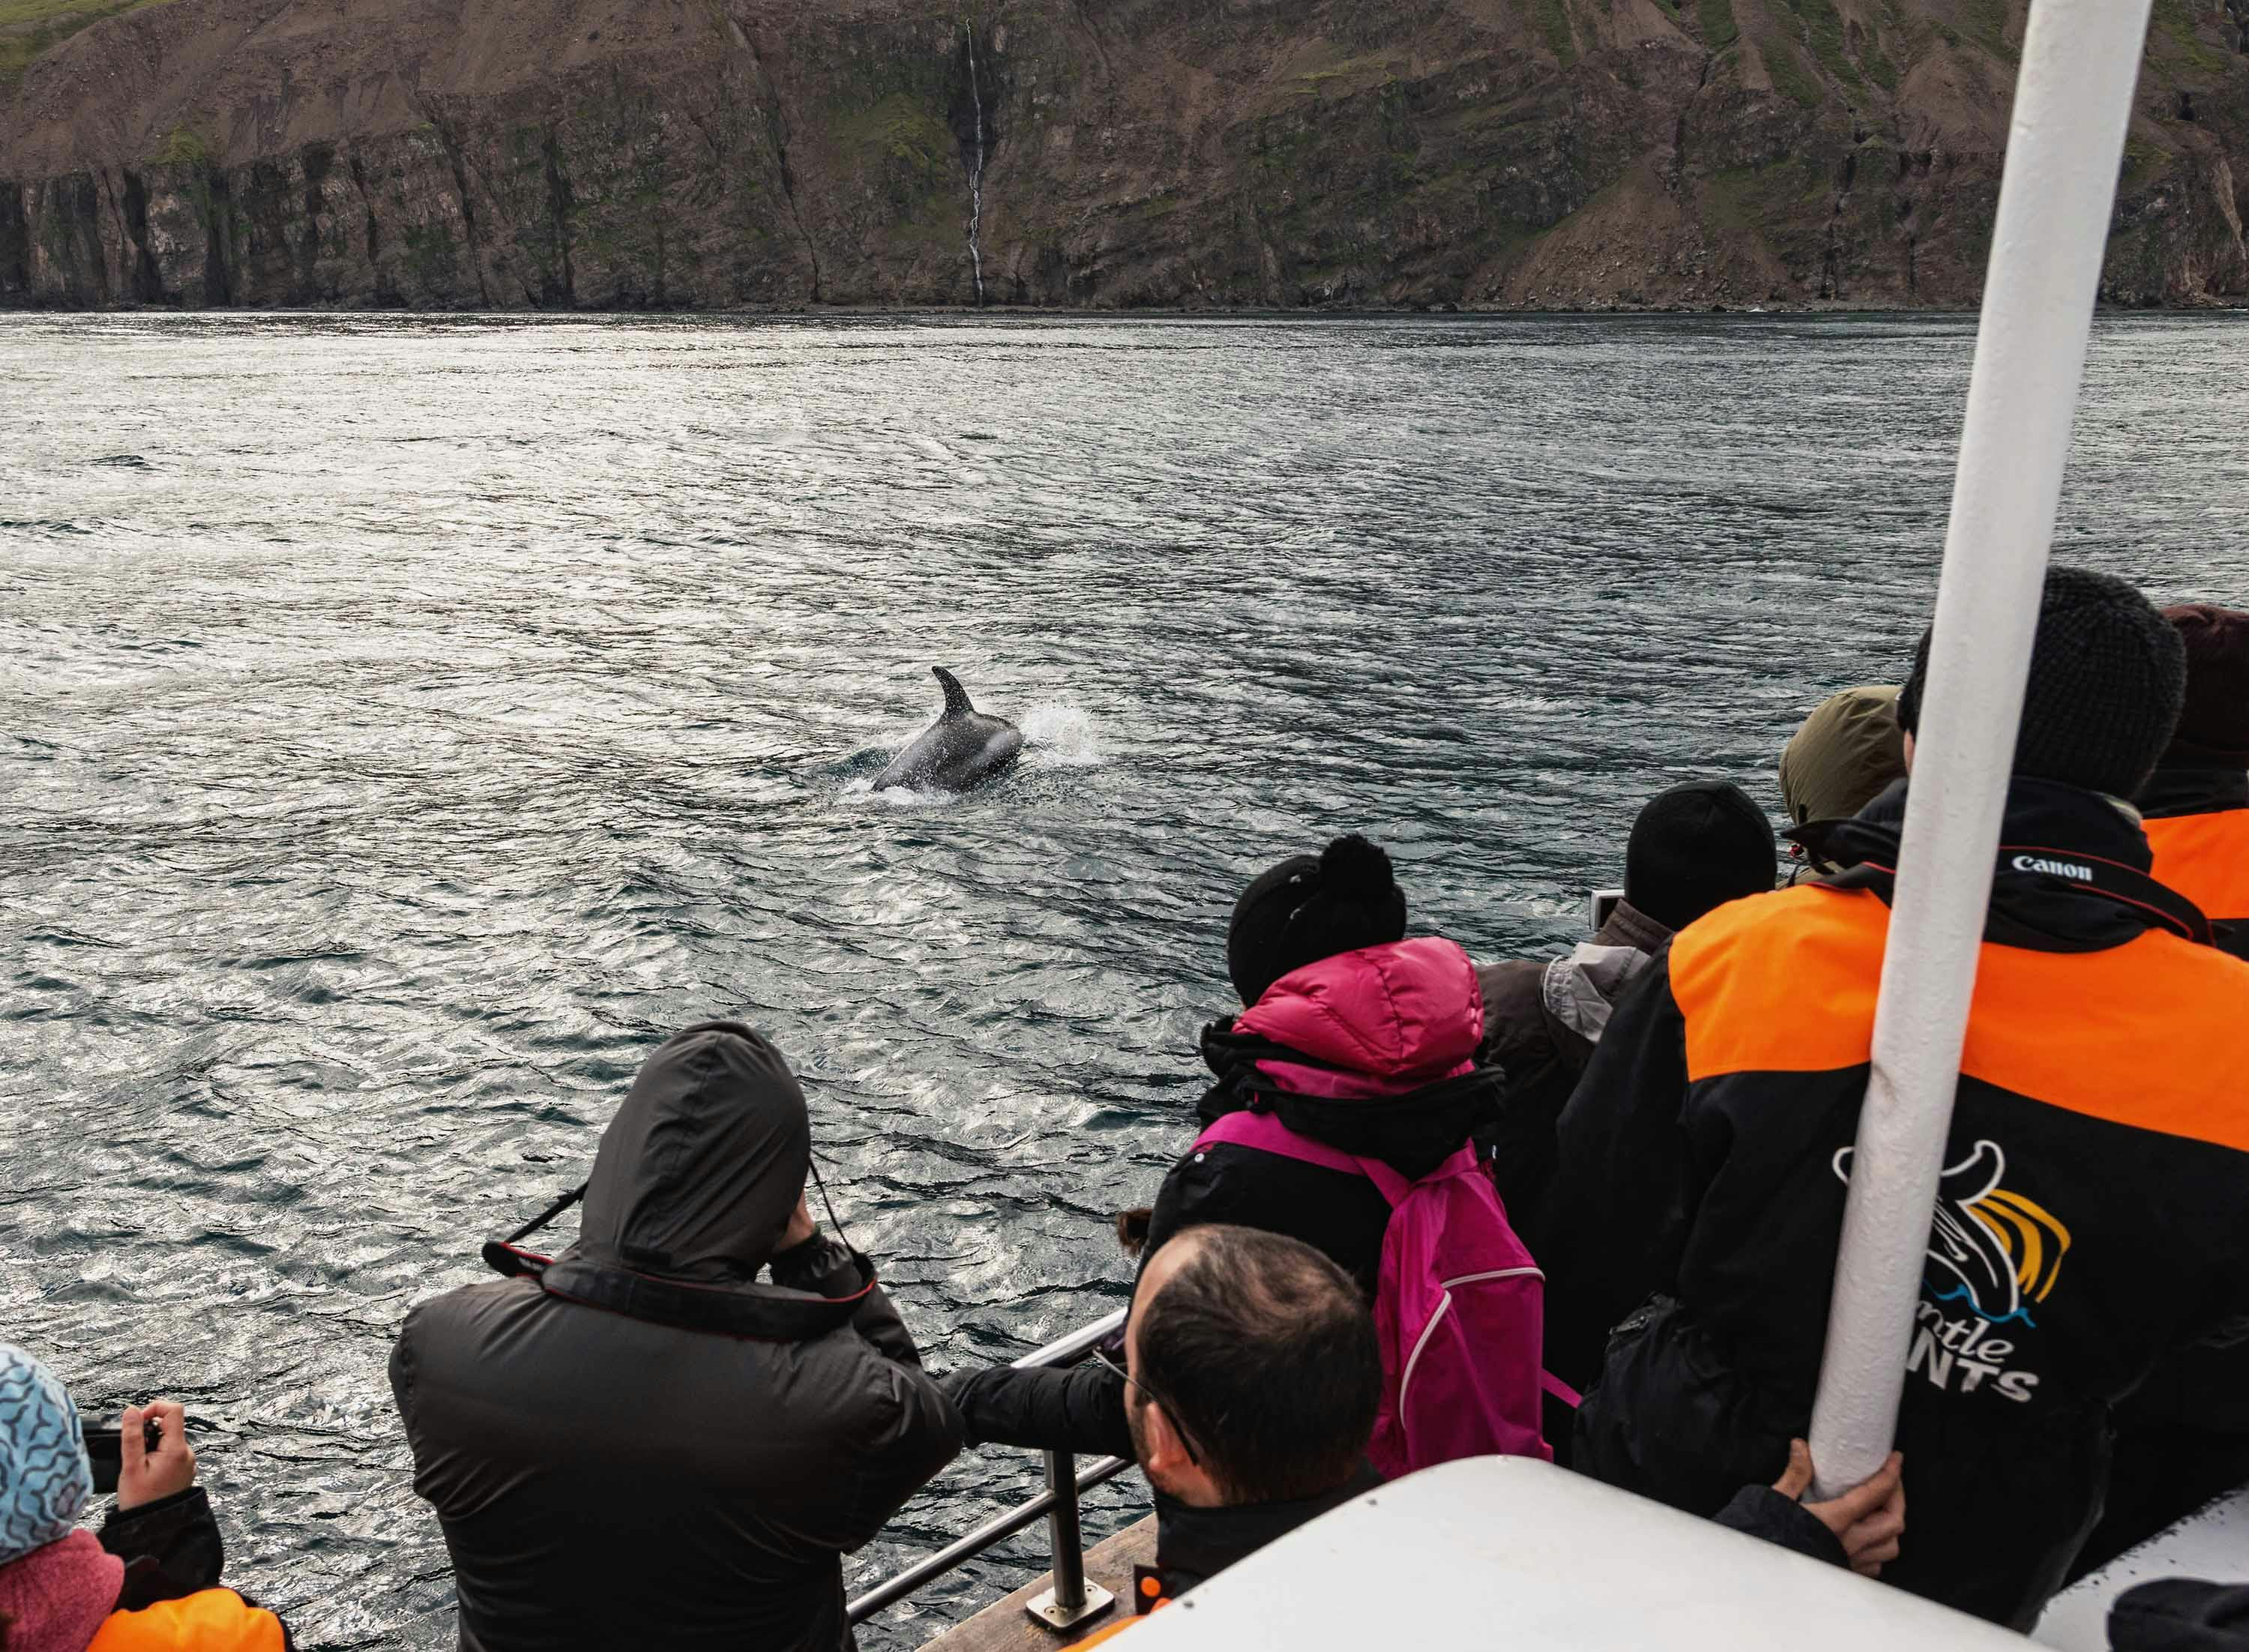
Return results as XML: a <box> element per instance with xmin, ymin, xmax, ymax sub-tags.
<box><xmin>872</xmin><ymin>668</ymin><xmax>1024</xmax><ymax>793</ymax></box>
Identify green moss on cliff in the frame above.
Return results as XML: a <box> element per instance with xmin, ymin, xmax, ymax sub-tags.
<box><xmin>1783</xmin><ymin>0</ymin><xmax>1862</xmax><ymax>89</ymax></box>
<box><xmin>2151</xmin><ymin>0</ymin><xmax>2230</xmax><ymax>71</ymax></box>
<box><xmin>1951</xmin><ymin>0</ymin><xmax>2014</xmax><ymax>58</ymax></box>
<box><xmin>1705</xmin><ymin>156</ymin><xmax>1828</xmax><ymax>229</ymax></box>
<box><xmin>1697</xmin><ymin>0</ymin><xmax>1741</xmax><ymax>49</ymax></box>
<box><xmin>1761</xmin><ymin>37</ymin><xmax>1823</xmax><ymax>105</ymax></box>
<box><xmin>1292</xmin><ymin>46</ymin><xmax>1412</xmax><ymax>98</ymax></box>
<box><xmin>153</xmin><ymin>125</ymin><xmax>209</xmax><ymax>166</ymax></box>
<box><xmin>0</xmin><ymin>0</ymin><xmax>169</xmax><ymax>88</ymax></box>
<box><xmin>1531</xmin><ymin>0</ymin><xmax>1577</xmax><ymax>65</ymax></box>
<box><xmin>835</xmin><ymin>92</ymin><xmax>954</xmax><ymax>175</ymax></box>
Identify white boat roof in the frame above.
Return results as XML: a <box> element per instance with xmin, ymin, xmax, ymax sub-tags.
<box><xmin>2034</xmin><ymin>1484</ymin><xmax>2249</xmax><ymax>1651</ymax></box>
<box><xmin>1125</xmin><ymin>1456</ymin><xmax>2034</xmax><ymax>1651</ymax></box>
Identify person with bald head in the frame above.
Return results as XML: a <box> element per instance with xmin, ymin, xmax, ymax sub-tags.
<box><xmin>1074</xmin><ymin>1226</ymin><xmax>1906</xmax><ymax>1646</ymax></box>
<box><xmin>1071</xmin><ymin>1226</ymin><xmax>1384</xmax><ymax>1644</ymax></box>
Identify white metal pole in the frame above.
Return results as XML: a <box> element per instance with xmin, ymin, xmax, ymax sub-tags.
<box><xmin>1802</xmin><ymin>0</ymin><xmax>2154</xmax><ymax>1500</ymax></box>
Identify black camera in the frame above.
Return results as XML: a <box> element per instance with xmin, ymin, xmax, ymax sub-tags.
<box><xmin>83</xmin><ymin>1417</ymin><xmax>164</xmax><ymax>1496</ymax></box>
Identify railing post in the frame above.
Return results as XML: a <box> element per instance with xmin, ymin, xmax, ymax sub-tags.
<box><xmin>1024</xmin><ymin>1449</ymin><xmax>1115</xmax><ymax>1630</ymax></box>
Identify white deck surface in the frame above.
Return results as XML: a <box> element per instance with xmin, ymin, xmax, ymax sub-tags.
<box><xmin>2033</xmin><ymin>1484</ymin><xmax>2249</xmax><ymax>1651</ymax></box>
<box><xmin>1127</xmin><ymin>1456</ymin><xmax>2032</xmax><ymax>1650</ymax></box>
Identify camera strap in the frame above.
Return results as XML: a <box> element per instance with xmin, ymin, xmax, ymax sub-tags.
<box><xmin>479</xmin><ymin>1178</ymin><xmax>877</xmax><ymax>1342</ymax></box>
<box><xmin>1837</xmin><ymin>841</ymin><xmax>2212</xmax><ymax>945</ymax></box>
<box><xmin>480</xmin><ymin>1181</ymin><xmax>588</xmax><ymax>1279</ymax></box>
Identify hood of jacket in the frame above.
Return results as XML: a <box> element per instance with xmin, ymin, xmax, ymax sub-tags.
<box><xmin>1789</xmin><ymin>776</ymin><xmax>2207</xmax><ymax>952</ymax></box>
<box><xmin>1538</xmin><ymin>896</ymin><xmax>1673</xmax><ymax>1047</ymax></box>
<box><xmin>575</xmin><ymin>1021</ymin><xmax>809</xmax><ymax>1283</ymax></box>
<box><xmin>2140</xmin><ymin>762</ymin><xmax>2249</xmax><ymax>821</ymax></box>
<box><xmin>0</xmin><ymin>1532</ymin><xmax>124</xmax><ymax>1652</ymax></box>
<box><xmin>1229</xmin><ymin>936</ymin><xmax>1483</xmax><ymax>1094</ymax></box>
<box><xmin>1541</xmin><ymin>943</ymin><xmax>1656</xmax><ymax>1048</ymax></box>
<box><xmin>1779</xmin><ymin>685</ymin><xmax>1908</xmax><ymax>827</ymax></box>
<box><xmin>1196</xmin><ymin>938</ymin><xmax>1496</xmax><ymax>1181</ymax></box>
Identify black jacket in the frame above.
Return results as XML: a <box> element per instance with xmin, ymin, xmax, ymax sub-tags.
<box><xmin>1544</xmin><ymin>780</ymin><xmax>2249</xmax><ymax>1631</ymax></box>
<box><xmin>1476</xmin><ymin>897</ymin><xmax>1671</xmax><ymax>1246</ymax></box>
<box><xmin>97</xmin><ymin>1487</ymin><xmax>295</xmax><ymax>1645</ymax></box>
<box><xmin>2113</xmin><ymin>1582</ymin><xmax>2249</xmax><ymax>1652</ymax></box>
<box><xmin>2087</xmin><ymin>766</ymin><xmax>2249</xmax><ymax>1569</ymax></box>
<box><xmin>392</xmin><ymin>1022</ymin><xmax>963</xmax><ymax>1652</ymax></box>
<box><xmin>1129</xmin><ymin>1465</ymin><xmax>1384</xmax><ymax>1612</ymax></box>
<box><xmin>947</xmin><ymin>991</ymin><xmax>1504</xmax><ymax>1462</ymax></box>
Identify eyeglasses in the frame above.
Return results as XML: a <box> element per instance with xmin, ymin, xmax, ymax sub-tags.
<box><xmin>1092</xmin><ymin>1345</ymin><xmax>1205</xmax><ymax>1466</ymax></box>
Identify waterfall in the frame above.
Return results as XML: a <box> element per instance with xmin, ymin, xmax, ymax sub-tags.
<box><xmin>963</xmin><ymin>21</ymin><xmax>987</xmax><ymax>305</ymax></box>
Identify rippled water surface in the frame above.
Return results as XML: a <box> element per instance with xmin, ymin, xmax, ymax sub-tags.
<box><xmin>4</xmin><ymin>312</ymin><xmax>2248</xmax><ymax>1648</ymax></box>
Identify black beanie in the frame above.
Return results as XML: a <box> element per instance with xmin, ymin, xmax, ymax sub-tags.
<box><xmin>1624</xmin><ymin>780</ymin><xmax>1777</xmax><ymax>932</ymax></box>
<box><xmin>1895</xmin><ymin>565</ymin><xmax>2187</xmax><ymax>798</ymax></box>
<box><xmin>2161</xmin><ymin>603</ymin><xmax>2249</xmax><ymax>767</ymax></box>
<box><xmin>1226</xmin><ymin>834</ymin><xmax>1408</xmax><ymax>1007</ymax></box>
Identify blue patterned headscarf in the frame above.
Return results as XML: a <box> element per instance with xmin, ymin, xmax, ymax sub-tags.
<box><xmin>0</xmin><ymin>1345</ymin><xmax>91</xmax><ymax>1566</ymax></box>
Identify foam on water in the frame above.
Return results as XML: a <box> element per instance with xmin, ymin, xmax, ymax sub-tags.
<box><xmin>1019</xmin><ymin>702</ymin><xmax>1102</xmax><ymax>768</ymax></box>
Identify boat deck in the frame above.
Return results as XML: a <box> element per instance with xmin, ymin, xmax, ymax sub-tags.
<box><xmin>919</xmin><ymin>1516</ymin><xmax>1157</xmax><ymax>1652</ymax></box>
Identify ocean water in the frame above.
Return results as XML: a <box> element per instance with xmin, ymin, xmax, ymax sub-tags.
<box><xmin>3</xmin><ymin>311</ymin><xmax>2246</xmax><ymax>1649</ymax></box>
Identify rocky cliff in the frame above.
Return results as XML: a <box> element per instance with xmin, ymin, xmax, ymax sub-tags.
<box><xmin>1</xmin><ymin>0</ymin><xmax>2245</xmax><ymax>310</ymax></box>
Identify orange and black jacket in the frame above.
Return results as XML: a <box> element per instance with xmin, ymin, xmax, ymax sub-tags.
<box><xmin>2143</xmin><ymin>765</ymin><xmax>2249</xmax><ymax>960</ymax></box>
<box><xmin>94</xmin><ymin>1488</ymin><xmax>292</xmax><ymax>1650</ymax></box>
<box><xmin>1544</xmin><ymin>778</ymin><xmax>2249</xmax><ymax>1632</ymax></box>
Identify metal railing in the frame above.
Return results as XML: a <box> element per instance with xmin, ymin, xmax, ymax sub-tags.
<box><xmin>848</xmin><ymin>1307</ymin><xmax>1131</xmax><ymax>1631</ymax></box>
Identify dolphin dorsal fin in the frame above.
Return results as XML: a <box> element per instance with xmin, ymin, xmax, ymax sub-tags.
<box><xmin>933</xmin><ymin>666</ymin><xmax>975</xmax><ymax>720</ymax></box>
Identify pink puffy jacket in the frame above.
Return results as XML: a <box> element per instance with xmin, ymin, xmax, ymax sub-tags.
<box><xmin>1232</xmin><ymin>935</ymin><xmax>1486</xmax><ymax>1100</ymax></box>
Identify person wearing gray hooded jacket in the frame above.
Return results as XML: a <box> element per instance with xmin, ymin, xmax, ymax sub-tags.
<box><xmin>391</xmin><ymin>1020</ymin><xmax>962</xmax><ymax>1652</ymax></box>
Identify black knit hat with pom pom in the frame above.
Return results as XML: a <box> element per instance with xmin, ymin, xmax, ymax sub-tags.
<box><xmin>1226</xmin><ymin>834</ymin><xmax>1409</xmax><ymax>1008</ymax></box>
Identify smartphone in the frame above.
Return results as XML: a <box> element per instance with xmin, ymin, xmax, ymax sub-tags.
<box><xmin>83</xmin><ymin>1419</ymin><xmax>163</xmax><ymax>1496</ymax></box>
<box><xmin>1588</xmin><ymin>887</ymin><xmax>1624</xmax><ymax>934</ymax></box>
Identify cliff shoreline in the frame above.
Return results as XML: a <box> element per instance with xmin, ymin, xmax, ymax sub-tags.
<box><xmin>4</xmin><ymin>0</ymin><xmax>2245</xmax><ymax>313</ymax></box>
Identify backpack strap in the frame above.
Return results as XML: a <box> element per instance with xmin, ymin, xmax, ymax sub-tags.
<box><xmin>1541</xmin><ymin>1370</ymin><xmax>1583</xmax><ymax>1408</ymax></box>
<box><xmin>1196</xmin><ymin>1110</ymin><xmax>1479</xmax><ymax>1206</ymax></box>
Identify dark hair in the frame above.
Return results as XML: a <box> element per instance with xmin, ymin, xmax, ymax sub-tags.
<box><xmin>1134</xmin><ymin>1225</ymin><xmax>1380</xmax><ymax>1504</ymax></box>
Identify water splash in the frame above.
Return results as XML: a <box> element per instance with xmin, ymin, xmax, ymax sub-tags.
<box><xmin>963</xmin><ymin>21</ymin><xmax>987</xmax><ymax>306</ymax></box>
<box><xmin>1019</xmin><ymin>703</ymin><xmax>1102</xmax><ymax>767</ymax></box>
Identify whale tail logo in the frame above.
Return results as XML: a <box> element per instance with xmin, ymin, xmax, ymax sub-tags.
<box><xmin>1832</xmin><ymin>1139</ymin><xmax>2070</xmax><ymax>1326</ymax></box>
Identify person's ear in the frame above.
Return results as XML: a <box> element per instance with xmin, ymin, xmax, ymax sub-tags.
<box><xmin>1902</xmin><ymin>731</ymin><xmax>1915</xmax><ymax>772</ymax></box>
<box><xmin>1139</xmin><ymin>1403</ymin><xmax>1223</xmax><ymax>1505</ymax></box>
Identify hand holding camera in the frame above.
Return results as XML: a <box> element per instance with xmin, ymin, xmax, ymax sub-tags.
<box><xmin>117</xmin><ymin>1400</ymin><xmax>196</xmax><ymax>1510</ymax></box>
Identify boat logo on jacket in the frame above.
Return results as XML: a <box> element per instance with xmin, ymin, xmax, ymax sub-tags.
<box><xmin>1834</xmin><ymin>1139</ymin><xmax>2072</xmax><ymax>1404</ymax></box>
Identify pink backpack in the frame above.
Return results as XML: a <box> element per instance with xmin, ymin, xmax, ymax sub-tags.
<box><xmin>1194</xmin><ymin>1109</ymin><xmax>1554</xmax><ymax>1476</ymax></box>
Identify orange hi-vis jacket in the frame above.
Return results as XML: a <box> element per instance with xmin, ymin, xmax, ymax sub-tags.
<box><xmin>2142</xmin><ymin>765</ymin><xmax>2249</xmax><ymax>960</ymax></box>
<box><xmin>1545</xmin><ymin>778</ymin><xmax>2249</xmax><ymax>1632</ymax></box>
<box><xmin>89</xmin><ymin>1590</ymin><xmax>289</xmax><ymax>1652</ymax></box>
